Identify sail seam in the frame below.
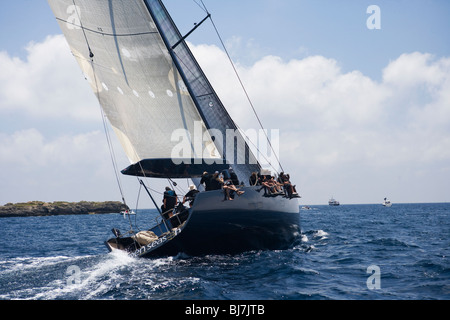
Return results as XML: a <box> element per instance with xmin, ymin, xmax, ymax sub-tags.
<box><xmin>55</xmin><ymin>17</ymin><xmax>158</xmax><ymax>37</ymax></box>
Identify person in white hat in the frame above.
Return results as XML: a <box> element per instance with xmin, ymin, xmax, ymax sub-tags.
<box><xmin>183</xmin><ymin>185</ymin><xmax>200</xmax><ymax>207</ymax></box>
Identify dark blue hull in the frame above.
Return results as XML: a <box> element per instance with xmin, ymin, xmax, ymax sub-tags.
<box><xmin>107</xmin><ymin>186</ymin><xmax>300</xmax><ymax>258</ymax></box>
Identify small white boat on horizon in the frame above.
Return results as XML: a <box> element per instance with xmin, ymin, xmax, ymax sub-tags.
<box><xmin>328</xmin><ymin>198</ymin><xmax>340</xmax><ymax>206</ymax></box>
<box><xmin>122</xmin><ymin>210</ymin><xmax>136</xmax><ymax>219</ymax></box>
<box><xmin>383</xmin><ymin>198</ymin><xmax>392</xmax><ymax>207</ymax></box>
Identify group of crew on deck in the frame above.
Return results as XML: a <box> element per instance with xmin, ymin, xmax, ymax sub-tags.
<box><xmin>160</xmin><ymin>169</ymin><xmax>300</xmax><ymax>220</ymax></box>
<box><xmin>200</xmin><ymin>168</ymin><xmax>245</xmax><ymax>201</ymax></box>
<box><xmin>249</xmin><ymin>171</ymin><xmax>300</xmax><ymax>198</ymax></box>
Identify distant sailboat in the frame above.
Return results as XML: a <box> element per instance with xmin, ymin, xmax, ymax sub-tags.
<box><xmin>383</xmin><ymin>198</ymin><xmax>392</xmax><ymax>207</ymax></box>
<box><xmin>121</xmin><ymin>209</ymin><xmax>136</xmax><ymax>219</ymax></box>
<box><xmin>48</xmin><ymin>0</ymin><xmax>300</xmax><ymax>258</ymax></box>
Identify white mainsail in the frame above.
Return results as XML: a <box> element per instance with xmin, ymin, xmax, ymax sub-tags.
<box><xmin>49</xmin><ymin>0</ymin><xmax>261</xmax><ymax>180</ymax></box>
<box><xmin>48</xmin><ymin>0</ymin><xmax>220</xmax><ymax>164</ymax></box>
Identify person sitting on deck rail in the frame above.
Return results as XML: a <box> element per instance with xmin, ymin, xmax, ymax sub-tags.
<box><xmin>259</xmin><ymin>175</ymin><xmax>283</xmax><ymax>196</ymax></box>
<box><xmin>249</xmin><ymin>172</ymin><xmax>259</xmax><ymax>186</ymax></box>
<box><xmin>269</xmin><ymin>176</ymin><xmax>283</xmax><ymax>193</ymax></box>
<box><xmin>209</xmin><ymin>171</ymin><xmax>222</xmax><ymax>191</ymax></box>
<box><xmin>200</xmin><ymin>171</ymin><xmax>213</xmax><ymax>191</ymax></box>
<box><xmin>228</xmin><ymin>167</ymin><xmax>240</xmax><ymax>186</ymax></box>
<box><xmin>220</xmin><ymin>175</ymin><xmax>245</xmax><ymax>201</ymax></box>
<box><xmin>258</xmin><ymin>175</ymin><xmax>271</xmax><ymax>195</ymax></box>
<box><xmin>278</xmin><ymin>172</ymin><xmax>300</xmax><ymax>198</ymax></box>
<box><xmin>183</xmin><ymin>185</ymin><xmax>200</xmax><ymax>208</ymax></box>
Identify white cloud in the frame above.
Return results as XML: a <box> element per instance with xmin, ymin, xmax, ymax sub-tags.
<box><xmin>383</xmin><ymin>52</ymin><xmax>447</xmax><ymax>88</ymax></box>
<box><xmin>0</xmin><ymin>36</ymin><xmax>126</xmax><ymax>203</ymax></box>
<box><xmin>0</xmin><ymin>128</ymin><xmax>131</xmax><ymax>203</ymax></box>
<box><xmin>1</xmin><ymin>36</ymin><xmax>449</xmax><ymax>204</ymax></box>
<box><xmin>0</xmin><ymin>129</ymin><xmax>104</xmax><ymax>167</ymax></box>
<box><xmin>0</xmin><ymin>35</ymin><xmax>99</xmax><ymax>121</ymax></box>
<box><xmin>192</xmin><ymin>44</ymin><xmax>450</xmax><ymax>203</ymax></box>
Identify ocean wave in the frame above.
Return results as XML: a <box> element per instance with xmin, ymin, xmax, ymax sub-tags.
<box><xmin>0</xmin><ymin>251</ymin><xmax>176</xmax><ymax>300</ymax></box>
<box><xmin>302</xmin><ymin>229</ymin><xmax>329</xmax><ymax>240</ymax></box>
<box><xmin>1</xmin><ymin>203</ymin><xmax>448</xmax><ymax>300</ymax></box>
<box><xmin>314</xmin><ymin>230</ymin><xmax>329</xmax><ymax>240</ymax></box>
<box><xmin>0</xmin><ymin>255</ymin><xmax>87</xmax><ymax>276</ymax></box>
<box><xmin>368</xmin><ymin>238</ymin><xmax>419</xmax><ymax>248</ymax></box>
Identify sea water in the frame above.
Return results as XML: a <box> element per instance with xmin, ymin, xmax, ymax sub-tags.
<box><xmin>0</xmin><ymin>203</ymin><xmax>448</xmax><ymax>300</ymax></box>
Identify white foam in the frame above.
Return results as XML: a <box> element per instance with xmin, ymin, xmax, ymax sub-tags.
<box><xmin>315</xmin><ymin>230</ymin><xmax>329</xmax><ymax>239</ymax></box>
<box><xmin>0</xmin><ymin>256</ymin><xmax>73</xmax><ymax>274</ymax></box>
<box><xmin>1</xmin><ymin>251</ymin><xmax>197</xmax><ymax>300</ymax></box>
<box><xmin>2</xmin><ymin>251</ymin><xmax>137</xmax><ymax>300</ymax></box>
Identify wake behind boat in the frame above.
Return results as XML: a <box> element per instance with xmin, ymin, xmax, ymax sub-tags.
<box><xmin>48</xmin><ymin>0</ymin><xmax>301</xmax><ymax>258</ymax></box>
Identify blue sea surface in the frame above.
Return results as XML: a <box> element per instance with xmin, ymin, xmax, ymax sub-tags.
<box><xmin>0</xmin><ymin>203</ymin><xmax>449</xmax><ymax>300</ymax></box>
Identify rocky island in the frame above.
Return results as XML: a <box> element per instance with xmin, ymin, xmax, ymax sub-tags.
<box><xmin>0</xmin><ymin>201</ymin><xmax>129</xmax><ymax>218</ymax></box>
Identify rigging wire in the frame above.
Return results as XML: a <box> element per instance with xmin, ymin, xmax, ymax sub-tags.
<box><xmin>72</xmin><ymin>0</ymin><xmax>129</xmax><ymax>212</ymax></box>
<box><xmin>133</xmin><ymin>181</ymin><xmax>143</xmax><ymax>232</ymax></box>
<box><xmin>69</xmin><ymin>1</ymin><xmax>191</xmax><ymax>234</ymax></box>
<box><xmin>199</xmin><ymin>0</ymin><xmax>285</xmax><ymax>173</ymax></box>
<box><xmin>72</xmin><ymin>0</ymin><xmax>183</xmax><ymax>221</ymax></box>
<box><xmin>172</xmin><ymin>48</ymin><xmax>279</xmax><ymax>174</ymax></box>
<box><xmin>71</xmin><ymin>0</ymin><xmax>287</xmax><ymax>228</ymax></box>
<box><xmin>193</xmin><ymin>0</ymin><xmax>208</xmax><ymax>13</ymax></box>
<box><xmin>100</xmin><ymin>109</ymin><xmax>128</xmax><ymax>204</ymax></box>
<box><xmin>95</xmin><ymin>72</ymin><xmax>136</xmax><ymax>233</ymax></box>
<box><xmin>171</xmin><ymin>42</ymin><xmax>281</xmax><ymax>173</ymax></box>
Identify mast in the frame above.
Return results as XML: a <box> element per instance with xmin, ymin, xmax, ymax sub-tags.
<box><xmin>47</xmin><ymin>0</ymin><xmax>260</xmax><ymax>181</ymax></box>
<box><xmin>143</xmin><ymin>0</ymin><xmax>261</xmax><ymax>178</ymax></box>
<box><xmin>142</xmin><ymin>0</ymin><xmax>212</xmax><ymax>138</ymax></box>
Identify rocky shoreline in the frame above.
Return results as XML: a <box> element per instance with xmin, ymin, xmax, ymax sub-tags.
<box><xmin>0</xmin><ymin>201</ymin><xmax>129</xmax><ymax>218</ymax></box>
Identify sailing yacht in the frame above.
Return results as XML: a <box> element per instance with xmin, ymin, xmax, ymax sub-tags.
<box><xmin>48</xmin><ymin>0</ymin><xmax>300</xmax><ymax>258</ymax></box>
<box><xmin>328</xmin><ymin>198</ymin><xmax>340</xmax><ymax>206</ymax></box>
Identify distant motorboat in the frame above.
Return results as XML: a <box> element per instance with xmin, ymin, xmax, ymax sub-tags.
<box><xmin>328</xmin><ymin>198</ymin><xmax>340</xmax><ymax>206</ymax></box>
<box><xmin>383</xmin><ymin>198</ymin><xmax>392</xmax><ymax>207</ymax></box>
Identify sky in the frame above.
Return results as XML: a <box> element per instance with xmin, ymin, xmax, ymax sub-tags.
<box><xmin>1</xmin><ymin>0</ymin><xmax>450</xmax><ymax>206</ymax></box>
